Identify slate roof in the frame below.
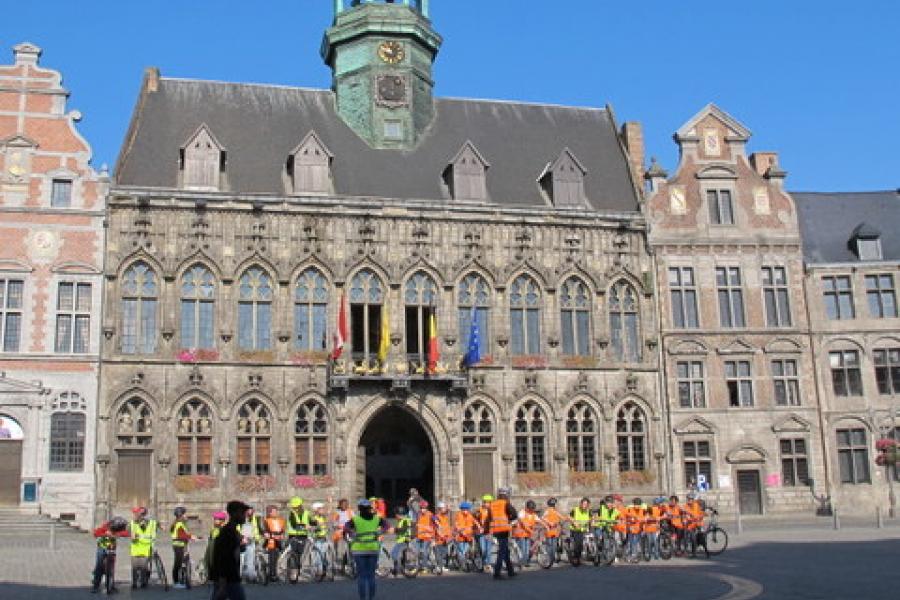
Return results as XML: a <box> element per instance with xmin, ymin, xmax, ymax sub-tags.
<box><xmin>114</xmin><ymin>78</ymin><xmax>640</xmax><ymax>212</ymax></box>
<box><xmin>793</xmin><ymin>190</ymin><xmax>900</xmax><ymax>263</ymax></box>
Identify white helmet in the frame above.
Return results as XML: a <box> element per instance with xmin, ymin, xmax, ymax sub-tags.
<box><xmin>311</xmin><ymin>502</ymin><xmax>325</xmax><ymax>510</ymax></box>
<box><xmin>436</xmin><ymin>501</ymin><xmax>447</xmax><ymax>509</ymax></box>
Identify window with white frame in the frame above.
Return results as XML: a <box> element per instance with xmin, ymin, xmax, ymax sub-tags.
<box><xmin>874</xmin><ymin>348</ymin><xmax>900</xmax><ymax>395</ymax></box>
<box><xmin>560</xmin><ymin>276</ymin><xmax>591</xmax><ymax>356</ymax></box>
<box><xmin>865</xmin><ymin>274</ymin><xmax>897</xmax><ymax>319</ymax></box>
<box><xmin>836</xmin><ymin>427</ymin><xmax>870</xmax><ymax>484</ymax></box>
<box><xmin>55</xmin><ymin>282</ymin><xmax>91</xmax><ymax>353</ymax></box>
<box><xmin>762</xmin><ymin>266</ymin><xmax>792</xmax><ymax>327</ymax></box>
<box><xmin>676</xmin><ymin>361</ymin><xmax>706</xmax><ymax>408</ymax></box>
<box><xmin>708</xmin><ymin>189</ymin><xmax>734</xmax><ymax>225</ymax></box>
<box><xmin>669</xmin><ymin>267</ymin><xmax>699</xmax><ymax>328</ymax></box>
<box><xmin>514</xmin><ymin>401</ymin><xmax>546</xmax><ymax>472</ymax></box>
<box><xmin>822</xmin><ymin>275</ymin><xmax>855</xmax><ymax>320</ymax></box>
<box><xmin>180</xmin><ymin>265</ymin><xmax>215</xmax><ymax>349</ymax></box>
<box><xmin>830</xmin><ymin>350</ymin><xmax>863</xmax><ymax>397</ymax></box>
<box><xmin>771</xmin><ymin>359</ymin><xmax>801</xmax><ymax>406</ymax></box>
<box><xmin>716</xmin><ymin>267</ymin><xmax>745</xmax><ymax>328</ymax></box>
<box><xmin>509</xmin><ymin>274</ymin><xmax>541</xmax><ymax>356</ymax></box>
<box><xmin>725</xmin><ymin>360</ymin><xmax>754</xmax><ymax>407</ymax></box>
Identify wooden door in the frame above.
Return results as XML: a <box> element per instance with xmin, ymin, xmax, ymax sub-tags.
<box><xmin>0</xmin><ymin>441</ymin><xmax>22</xmax><ymax>505</ymax></box>
<box><xmin>463</xmin><ymin>450</ymin><xmax>494</xmax><ymax>501</ymax></box>
<box><xmin>355</xmin><ymin>445</ymin><xmax>367</xmax><ymax>501</ymax></box>
<box><xmin>737</xmin><ymin>470</ymin><xmax>762</xmax><ymax>515</ymax></box>
<box><xmin>116</xmin><ymin>451</ymin><xmax>152</xmax><ymax>508</ymax></box>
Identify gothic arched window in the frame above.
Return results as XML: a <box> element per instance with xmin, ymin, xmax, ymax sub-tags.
<box><xmin>237</xmin><ymin>399</ymin><xmax>271</xmax><ymax>476</ymax></box>
<box><xmin>510</xmin><ymin>274</ymin><xmax>541</xmax><ymax>355</ymax></box>
<box><xmin>566</xmin><ymin>401</ymin><xmax>599</xmax><ymax>472</ymax></box>
<box><xmin>458</xmin><ymin>273</ymin><xmax>491</xmax><ymax>361</ymax></box>
<box><xmin>349</xmin><ymin>269</ymin><xmax>385</xmax><ymax>365</ymax></box>
<box><xmin>176</xmin><ymin>399</ymin><xmax>213</xmax><ymax>475</ymax></box>
<box><xmin>609</xmin><ymin>281</ymin><xmax>641</xmax><ymax>362</ymax></box>
<box><xmin>238</xmin><ymin>267</ymin><xmax>273</xmax><ymax>350</ymax></box>
<box><xmin>181</xmin><ymin>265</ymin><xmax>216</xmax><ymax>349</ymax></box>
<box><xmin>116</xmin><ymin>397</ymin><xmax>153</xmax><ymax>447</ymax></box>
<box><xmin>294</xmin><ymin>400</ymin><xmax>329</xmax><ymax>476</ymax></box>
<box><xmin>404</xmin><ymin>271</ymin><xmax>437</xmax><ymax>370</ymax></box>
<box><xmin>462</xmin><ymin>400</ymin><xmax>495</xmax><ymax>446</ymax></box>
<box><xmin>514</xmin><ymin>401</ymin><xmax>546</xmax><ymax>472</ymax></box>
<box><xmin>560</xmin><ymin>276</ymin><xmax>591</xmax><ymax>357</ymax></box>
<box><xmin>294</xmin><ymin>267</ymin><xmax>328</xmax><ymax>351</ymax></box>
<box><xmin>121</xmin><ymin>262</ymin><xmax>158</xmax><ymax>354</ymax></box>
<box><xmin>616</xmin><ymin>402</ymin><xmax>647</xmax><ymax>472</ymax></box>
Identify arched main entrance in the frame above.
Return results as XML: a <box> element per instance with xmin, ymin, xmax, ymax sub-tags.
<box><xmin>0</xmin><ymin>414</ymin><xmax>25</xmax><ymax>506</ymax></box>
<box><xmin>358</xmin><ymin>406</ymin><xmax>434</xmax><ymax>512</ymax></box>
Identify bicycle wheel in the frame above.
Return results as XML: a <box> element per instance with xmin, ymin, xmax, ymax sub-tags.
<box><xmin>601</xmin><ymin>533</ymin><xmax>616</xmax><ymax>566</ymax></box>
<box><xmin>509</xmin><ymin>542</ymin><xmax>522</xmax><ymax>573</ymax></box>
<box><xmin>705</xmin><ymin>527</ymin><xmax>728</xmax><ymax>556</ymax></box>
<box><xmin>641</xmin><ymin>535</ymin><xmax>652</xmax><ymax>562</ymax></box>
<box><xmin>255</xmin><ymin>552</ymin><xmax>268</xmax><ymax>586</ymax></box>
<box><xmin>183</xmin><ymin>556</ymin><xmax>193</xmax><ymax>589</ymax></box>
<box><xmin>287</xmin><ymin>551</ymin><xmax>301</xmax><ymax>584</ymax></box>
<box><xmin>376</xmin><ymin>547</ymin><xmax>393</xmax><ymax>579</ymax></box>
<box><xmin>401</xmin><ymin>546</ymin><xmax>419</xmax><ymax>578</ymax></box>
<box><xmin>658</xmin><ymin>532</ymin><xmax>673</xmax><ymax>560</ymax></box>
<box><xmin>535</xmin><ymin>541</ymin><xmax>552</xmax><ymax>569</ymax></box>
<box><xmin>104</xmin><ymin>554</ymin><xmax>116</xmax><ymax>594</ymax></box>
<box><xmin>152</xmin><ymin>553</ymin><xmax>169</xmax><ymax>591</ymax></box>
<box><xmin>471</xmin><ymin>542</ymin><xmax>485</xmax><ymax>572</ymax></box>
<box><xmin>429</xmin><ymin>546</ymin><xmax>443</xmax><ymax>575</ymax></box>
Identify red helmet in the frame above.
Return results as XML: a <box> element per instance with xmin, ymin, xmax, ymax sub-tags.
<box><xmin>131</xmin><ymin>506</ymin><xmax>148</xmax><ymax>518</ymax></box>
<box><xmin>419</xmin><ymin>500</ymin><xmax>429</xmax><ymax>509</ymax></box>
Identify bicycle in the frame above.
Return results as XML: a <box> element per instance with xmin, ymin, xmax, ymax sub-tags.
<box><xmin>96</xmin><ymin>545</ymin><xmax>118</xmax><ymax>594</ymax></box>
<box><xmin>308</xmin><ymin>537</ymin><xmax>336</xmax><ymax>582</ymax></box>
<box><xmin>334</xmin><ymin>535</ymin><xmax>356</xmax><ymax>578</ymax></box>
<box><xmin>376</xmin><ymin>541</ymin><xmax>418</xmax><ymax>578</ymax></box>
<box><xmin>412</xmin><ymin>540</ymin><xmax>443</xmax><ymax>575</ymax></box>
<box><xmin>146</xmin><ymin>549</ymin><xmax>169</xmax><ymax>591</ymax></box>
<box><xmin>530</xmin><ymin>525</ymin><xmax>554</xmax><ymax>569</ymax></box>
<box><xmin>592</xmin><ymin>521</ymin><xmax>617</xmax><ymax>566</ymax></box>
<box><xmin>175</xmin><ymin>540</ymin><xmax>197</xmax><ymax>589</ymax></box>
<box><xmin>486</xmin><ymin>536</ymin><xmax>523</xmax><ymax>573</ymax></box>
<box><xmin>695</xmin><ymin>509</ymin><xmax>728</xmax><ymax>557</ymax></box>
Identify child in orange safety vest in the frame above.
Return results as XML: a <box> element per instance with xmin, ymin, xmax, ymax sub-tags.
<box><xmin>415</xmin><ymin>500</ymin><xmax>436</xmax><ymax>558</ymax></box>
<box><xmin>541</xmin><ymin>497</ymin><xmax>564</xmax><ymax>566</ymax></box>
<box><xmin>513</xmin><ymin>500</ymin><xmax>539</xmax><ymax>566</ymax></box>
<box><xmin>433</xmin><ymin>501</ymin><xmax>453</xmax><ymax>567</ymax></box>
<box><xmin>454</xmin><ymin>502</ymin><xmax>479</xmax><ymax>560</ymax></box>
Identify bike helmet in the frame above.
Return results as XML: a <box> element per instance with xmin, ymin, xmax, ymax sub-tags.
<box><xmin>632</xmin><ymin>497</ymin><xmax>642</xmax><ymax>506</ymax></box>
<box><xmin>686</xmin><ymin>492</ymin><xmax>698</xmax><ymax>501</ymax></box>
<box><xmin>497</xmin><ymin>487</ymin><xmax>511</xmax><ymax>497</ymax></box>
<box><xmin>481</xmin><ymin>494</ymin><xmax>494</xmax><ymax>502</ymax></box>
<box><xmin>395</xmin><ymin>505</ymin><xmax>408</xmax><ymax>515</ymax></box>
<box><xmin>653</xmin><ymin>497</ymin><xmax>666</xmax><ymax>505</ymax></box>
<box><xmin>131</xmin><ymin>506</ymin><xmax>148</xmax><ymax>518</ymax></box>
<box><xmin>289</xmin><ymin>496</ymin><xmax>304</xmax><ymax>508</ymax></box>
<box><xmin>212</xmin><ymin>511</ymin><xmax>227</xmax><ymax>521</ymax></box>
<box><xmin>173</xmin><ymin>506</ymin><xmax>187</xmax><ymax>518</ymax></box>
<box><xmin>436</xmin><ymin>501</ymin><xmax>447</xmax><ymax>509</ymax></box>
<box><xmin>311</xmin><ymin>502</ymin><xmax>325</xmax><ymax>511</ymax></box>
<box><xmin>358</xmin><ymin>498</ymin><xmax>372</xmax><ymax>508</ymax></box>
<box><xmin>580</xmin><ymin>497</ymin><xmax>591</xmax><ymax>505</ymax></box>
<box><xmin>109</xmin><ymin>517</ymin><xmax>128</xmax><ymax>533</ymax></box>
<box><xmin>419</xmin><ymin>500</ymin><xmax>429</xmax><ymax>509</ymax></box>
<box><xmin>525</xmin><ymin>500</ymin><xmax>536</xmax><ymax>510</ymax></box>
<box><xmin>459</xmin><ymin>502</ymin><xmax>472</xmax><ymax>511</ymax></box>
<box><xmin>547</xmin><ymin>497</ymin><xmax>558</xmax><ymax>507</ymax></box>
<box><xmin>604</xmin><ymin>495</ymin><xmax>614</xmax><ymax>503</ymax></box>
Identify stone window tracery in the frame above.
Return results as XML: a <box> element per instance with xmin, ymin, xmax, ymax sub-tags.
<box><xmin>121</xmin><ymin>262</ymin><xmax>158</xmax><ymax>354</ymax></box>
<box><xmin>462</xmin><ymin>401</ymin><xmax>494</xmax><ymax>447</ymax></box>
<box><xmin>181</xmin><ymin>265</ymin><xmax>216</xmax><ymax>349</ymax></box>
<box><xmin>238</xmin><ymin>267</ymin><xmax>273</xmax><ymax>351</ymax></box>
<box><xmin>566</xmin><ymin>401</ymin><xmax>598</xmax><ymax>472</ymax></box>
<box><xmin>349</xmin><ymin>269</ymin><xmax>385</xmax><ymax>366</ymax></box>
<box><xmin>294</xmin><ymin>400</ymin><xmax>328</xmax><ymax>476</ymax></box>
<box><xmin>294</xmin><ymin>267</ymin><xmax>328</xmax><ymax>351</ymax></box>
<box><xmin>458</xmin><ymin>273</ymin><xmax>490</xmax><ymax>360</ymax></box>
<box><xmin>510</xmin><ymin>274</ymin><xmax>541</xmax><ymax>355</ymax></box>
<box><xmin>116</xmin><ymin>397</ymin><xmax>153</xmax><ymax>447</ymax></box>
<box><xmin>560</xmin><ymin>276</ymin><xmax>591</xmax><ymax>357</ymax></box>
<box><xmin>616</xmin><ymin>402</ymin><xmax>646</xmax><ymax>472</ymax></box>
<box><xmin>404</xmin><ymin>271</ymin><xmax>437</xmax><ymax>371</ymax></box>
<box><xmin>514</xmin><ymin>401</ymin><xmax>546</xmax><ymax>472</ymax></box>
<box><xmin>49</xmin><ymin>392</ymin><xmax>86</xmax><ymax>472</ymax></box>
<box><xmin>176</xmin><ymin>399</ymin><xmax>213</xmax><ymax>475</ymax></box>
<box><xmin>609</xmin><ymin>281</ymin><xmax>641</xmax><ymax>362</ymax></box>
<box><xmin>237</xmin><ymin>399</ymin><xmax>271</xmax><ymax>476</ymax></box>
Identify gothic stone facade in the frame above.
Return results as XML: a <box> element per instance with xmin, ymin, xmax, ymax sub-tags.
<box><xmin>645</xmin><ymin>105</ymin><xmax>823</xmax><ymax>515</ymax></box>
<box><xmin>0</xmin><ymin>43</ymin><xmax>107</xmax><ymax>527</ymax></box>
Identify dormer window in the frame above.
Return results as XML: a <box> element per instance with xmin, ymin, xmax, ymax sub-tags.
<box><xmin>851</xmin><ymin>223</ymin><xmax>882</xmax><ymax>261</ymax></box>
<box><xmin>179</xmin><ymin>125</ymin><xmax>225</xmax><ymax>191</ymax></box>
<box><xmin>444</xmin><ymin>141</ymin><xmax>489</xmax><ymax>202</ymax></box>
<box><xmin>539</xmin><ymin>148</ymin><xmax>586</xmax><ymax>208</ymax></box>
<box><xmin>287</xmin><ymin>131</ymin><xmax>333</xmax><ymax>196</ymax></box>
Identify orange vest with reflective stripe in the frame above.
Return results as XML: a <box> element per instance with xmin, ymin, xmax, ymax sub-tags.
<box><xmin>667</xmin><ymin>504</ymin><xmax>684</xmax><ymax>529</ymax></box>
<box><xmin>489</xmin><ymin>499</ymin><xmax>511</xmax><ymax>534</ymax></box>
<box><xmin>454</xmin><ymin>512</ymin><xmax>476</xmax><ymax>541</ymax></box>
<box><xmin>476</xmin><ymin>506</ymin><xmax>490</xmax><ymax>529</ymax></box>
<box><xmin>435</xmin><ymin>513</ymin><xmax>452</xmax><ymax>542</ymax></box>
<box><xmin>542</xmin><ymin>508</ymin><xmax>562</xmax><ymax>538</ymax></box>
<box><xmin>416</xmin><ymin>511</ymin><xmax>435</xmax><ymax>540</ymax></box>
<box><xmin>625</xmin><ymin>507</ymin><xmax>644</xmax><ymax>535</ymax></box>
<box><xmin>513</xmin><ymin>512</ymin><xmax>536</xmax><ymax>539</ymax></box>
<box><xmin>685</xmin><ymin>503</ymin><xmax>703</xmax><ymax>530</ymax></box>
<box><xmin>643</xmin><ymin>506</ymin><xmax>663</xmax><ymax>533</ymax></box>
<box><xmin>614</xmin><ymin>508</ymin><xmax>627</xmax><ymax>534</ymax></box>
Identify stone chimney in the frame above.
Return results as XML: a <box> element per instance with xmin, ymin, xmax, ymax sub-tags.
<box><xmin>13</xmin><ymin>42</ymin><xmax>41</xmax><ymax>66</ymax></box>
<box><xmin>144</xmin><ymin>67</ymin><xmax>160</xmax><ymax>93</ymax></box>
<box><xmin>620</xmin><ymin>121</ymin><xmax>645</xmax><ymax>189</ymax></box>
<box><xmin>749</xmin><ymin>152</ymin><xmax>779</xmax><ymax>177</ymax></box>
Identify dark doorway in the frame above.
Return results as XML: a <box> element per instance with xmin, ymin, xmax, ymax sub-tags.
<box><xmin>359</xmin><ymin>406</ymin><xmax>433</xmax><ymax>513</ymax></box>
<box><xmin>737</xmin><ymin>469</ymin><xmax>763</xmax><ymax>515</ymax></box>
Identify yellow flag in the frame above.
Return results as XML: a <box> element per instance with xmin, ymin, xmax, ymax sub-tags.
<box><xmin>377</xmin><ymin>298</ymin><xmax>390</xmax><ymax>365</ymax></box>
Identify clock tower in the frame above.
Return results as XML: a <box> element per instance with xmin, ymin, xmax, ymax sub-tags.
<box><xmin>322</xmin><ymin>0</ymin><xmax>442</xmax><ymax>150</ymax></box>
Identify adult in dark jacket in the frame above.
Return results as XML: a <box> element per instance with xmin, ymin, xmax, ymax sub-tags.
<box><xmin>210</xmin><ymin>500</ymin><xmax>248</xmax><ymax>600</ymax></box>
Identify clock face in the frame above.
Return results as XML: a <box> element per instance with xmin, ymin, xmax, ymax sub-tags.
<box><xmin>378</xmin><ymin>40</ymin><xmax>405</xmax><ymax>64</ymax></box>
<box><xmin>377</xmin><ymin>75</ymin><xmax>407</xmax><ymax>103</ymax></box>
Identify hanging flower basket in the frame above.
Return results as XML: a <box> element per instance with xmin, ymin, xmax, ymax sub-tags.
<box><xmin>569</xmin><ymin>470</ymin><xmax>606</xmax><ymax>489</ymax></box>
<box><xmin>291</xmin><ymin>474</ymin><xmax>336</xmax><ymax>489</ymax></box>
<box><xmin>517</xmin><ymin>471</ymin><xmax>553</xmax><ymax>491</ymax></box>
<box><xmin>173</xmin><ymin>475</ymin><xmax>218</xmax><ymax>493</ymax></box>
<box><xmin>234</xmin><ymin>475</ymin><xmax>277</xmax><ymax>494</ymax></box>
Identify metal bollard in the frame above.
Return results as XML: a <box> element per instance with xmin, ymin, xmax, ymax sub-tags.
<box><xmin>876</xmin><ymin>506</ymin><xmax>884</xmax><ymax>529</ymax></box>
<box><xmin>735</xmin><ymin>510</ymin><xmax>743</xmax><ymax>535</ymax></box>
<box><xmin>49</xmin><ymin>523</ymin><xmax>56</xmax><ymax>550</ymax></box>
<box><xmin>833</xmin><ymin>508</ymin><xmax>840</xmax><ymax>530</ymax></box>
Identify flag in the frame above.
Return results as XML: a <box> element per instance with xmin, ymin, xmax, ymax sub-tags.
<box><xmin>377</xmin><ymin>298</ymin><xmax>391</xmax><ymax>365</ymax></box>
<box><xmin>331</xmin><ymin>290</ymin><xmax>348</xmax><ymax>360</ymax></box>
<box><xmin>427</xmin><ymin>309</ymin><xmax>439</xmax><ymax>374</ymax></box>
<box><xmin>462</xmin><ymin>306</ymin><xmax>481</xmax><ymax>368</ymax></box>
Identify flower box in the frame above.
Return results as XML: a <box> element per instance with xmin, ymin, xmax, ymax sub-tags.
<box><xmin>176</xmin><ymin>348</ymin><xmax>220</xmax><ymax>363</ymax></box>
<box><xmin>291</xmin><ymin>474</ymin><xmax>336</xmax><ymax>489</ymax></box>
<box><xmin>238</xmin><ymin>350</ymin><xmax>276</xmax><ymax>363</ymax></box>
<box><xmin>290</xmin><ymin>351</ymin><xmax>331</xmax><ymax>366</ymax></box>
<box><xmin>618</xmin><ymin>469</ymin><xmax>655</xmax><ymax>487</ymax></box>
<box><xmin>173</xmin><ymin>475</ymin><xmax>218</xmax><ymax>493</ymax></box>
<box><xmin>510</xmin><ymin>355</ymin><xmax>548</xmax><ymax>369</ymax></box>
<box><xmin>517</xmin><ymin>471</ymin><xmax>552</xmax><ymax>490</ymax></box>
<box><xmin>559</xmin><ymin>355</ymin><xmax>598</xmax><ymax>369</ymax></box>
<box><xmin>234</xmin><ymin>475</ymin><xmax>276</xmax><ymax>494</ymax></box>
<box><xmin>569</xmin><ymin>470</ymin><xmax>606</xmax><ymax>489</ymax></box>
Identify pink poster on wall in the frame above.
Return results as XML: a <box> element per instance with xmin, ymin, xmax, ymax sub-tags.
<box><xmin>765</xmin><ymin>473</ymin><xmax>781</xmax><ymax>487</ymax></box>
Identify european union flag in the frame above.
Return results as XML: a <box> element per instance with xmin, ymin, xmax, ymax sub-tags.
<box><xmin>463</xmin><ymin>306</ymin><xmax>481</xmax><ymax>368</ymax></box>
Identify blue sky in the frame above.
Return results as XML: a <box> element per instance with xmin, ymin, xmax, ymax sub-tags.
<box><xmin>2</xmin><ymin>0</ymin><xmax>897</xmax><ymax>191</ymax></box>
